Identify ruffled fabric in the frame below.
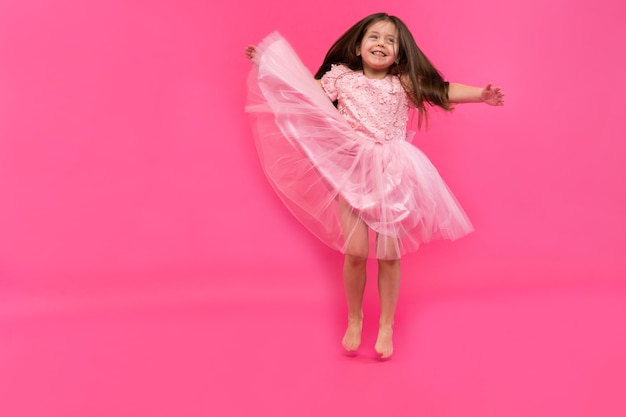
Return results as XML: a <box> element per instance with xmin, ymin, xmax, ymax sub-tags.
<box><xmin>246</xmin><ymin>32</ymin><xmax>473</xmax><ymax>259</ymax></box>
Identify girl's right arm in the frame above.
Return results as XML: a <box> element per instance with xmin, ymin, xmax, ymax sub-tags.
<box><xmin>246</xmin><ymin>44</ymin><xmax>325</xmax><ymax>93</ymax></box>
<box><xmin>244</xmin><ymin>45</ymin><xmax>260</xmax><ymax>68</ymax></box>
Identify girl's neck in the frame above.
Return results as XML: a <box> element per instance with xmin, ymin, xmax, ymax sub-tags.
<box><xmin>362</xmin><ymin>68</ymin><xmax>389</xmax><ymax>79</ymax></box>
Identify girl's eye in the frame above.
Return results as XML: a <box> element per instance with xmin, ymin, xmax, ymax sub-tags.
<box><xmin>387</xmin><ymin>39</ymin><xmax>395</xmax><ymax>44</ymax></box>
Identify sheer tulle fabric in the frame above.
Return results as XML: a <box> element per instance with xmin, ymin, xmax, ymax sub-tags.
<box><xmin>246</xmin><ymin>32</ymin><xmax>473</xmax><ymax>259</ymax></box>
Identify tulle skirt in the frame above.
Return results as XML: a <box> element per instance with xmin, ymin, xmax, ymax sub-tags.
<box><xmin>245</xmin><ymin>32</ymin><xmax>473</xmax><ymax>259</ymax></box>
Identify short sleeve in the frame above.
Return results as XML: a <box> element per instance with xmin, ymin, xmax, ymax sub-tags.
<box><xmin>321</xmin><ymin>64</ymin><xmax>351</xmax><ymax>101</ymax></box>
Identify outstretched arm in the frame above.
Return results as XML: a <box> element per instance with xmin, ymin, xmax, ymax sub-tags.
<box><xmin>448</xmin><ymin>82</ymin><xmax>504</xmax><ymax>106</ymax></box>
<box><xmin>246</xmin><ymin>44</ymin><xmax>325</xmax><ymax>91</ymax></box>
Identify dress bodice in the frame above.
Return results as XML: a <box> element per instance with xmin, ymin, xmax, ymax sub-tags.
<box><xmin>321</xmin><ymin>64</ymin><xmax>411</xmax><ymax>143</ymax></box>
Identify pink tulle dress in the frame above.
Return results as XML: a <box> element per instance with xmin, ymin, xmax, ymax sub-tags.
<box><xmin>246</xmin><ymin>32</ymin><xmax>473</xmax><ymax>259</ymax></box>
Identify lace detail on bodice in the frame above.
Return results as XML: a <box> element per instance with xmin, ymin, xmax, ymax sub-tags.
<box><xmin>321</xmin><ymin>64</ymin><xmax>410</xmax><ymax>143</ymax></box>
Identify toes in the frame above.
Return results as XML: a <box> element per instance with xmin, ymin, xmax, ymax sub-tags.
<box><xmin>342</xmin><ymin>336</ymin><xmax>360</xmax><ymax>351</ymax></box>
<box><xmin>375</xmin><ymin>345</ymin><xmax>393</xmax><ymax>359</ymax></box>
<box><xmin>342</xmin><ymin>322</ymin><xmax>363</xmax><ymax>352</ymax></box>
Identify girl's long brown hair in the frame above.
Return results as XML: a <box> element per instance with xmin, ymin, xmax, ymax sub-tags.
<box><xmin>314</xmin><ymin>13</ymin><xmax>452</xmax><ymax>127</ymax></box>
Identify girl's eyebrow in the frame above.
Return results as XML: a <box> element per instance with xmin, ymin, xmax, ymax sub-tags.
<box><xmin>367</xmin><ymin>30</ymin><xmax>396</xmax><ymax>38</ymax></box>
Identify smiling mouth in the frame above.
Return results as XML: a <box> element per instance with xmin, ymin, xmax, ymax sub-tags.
<box><xmin>372</xmin><ymin>51</ymin><xmax>386</xmax><ymax>57</ymax></box>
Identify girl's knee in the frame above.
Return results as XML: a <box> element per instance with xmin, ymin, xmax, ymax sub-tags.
<box><xmin>377</xmin><ymin>258</ymin><xmax>400</xmax><ymax>269</ymax></box>
<box><xmin>345</xmin><ymin>253</ymin><xmax>368</xmax><ymax>267</ymax></box>
<box><xmin>344</xmin><ymin>237</ymin><xmax>369</xmax><ymax>259</ymax></box>
<box><xmin>346</xmin><ymin>245</ymin><xmax>369</xmax><ymax>259</ymax></box>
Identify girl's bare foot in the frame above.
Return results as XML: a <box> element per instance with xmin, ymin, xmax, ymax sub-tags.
<box><xmin>374</xmin><ymin>325</ymin><xmax>394</xmax><ymax>359</ymax></box>
<box><xmin>342</xmin><ymin>316</ymin><xmax>363</xmax><ymax>352</ymax></box>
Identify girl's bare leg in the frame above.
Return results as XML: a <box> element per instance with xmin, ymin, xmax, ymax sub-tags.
<box><xmin>339</xmin><ymin>197</ymin><xmax>369</xmax><ymax>352</ymax></box>
<box><xmin>375</xmin><ymin>236</ymin><xmax>401</xmax><ymax>359</ymax></box>
<box><xmin>342</xmin><ymin>254</ymin><xmax>367</xmax><ymax>351</ymax></box>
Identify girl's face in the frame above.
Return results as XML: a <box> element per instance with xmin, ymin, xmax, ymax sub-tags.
<box><xmin>357</xmin><ymin>20</ymin><xmax>399</xmax><ymax>79</ymax></box>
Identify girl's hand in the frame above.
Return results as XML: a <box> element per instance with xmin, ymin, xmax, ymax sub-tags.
<box><xmin>244</xmin><ymin>45</ymin><xmax>259</xmax><ymax>61</ymax></box>
<box><xmin>481</xmin><ymin>83</ymin><xmax>504</xmax><ymax>106</ymax></box>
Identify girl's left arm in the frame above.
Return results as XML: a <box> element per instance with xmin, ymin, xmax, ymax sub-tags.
<box><xmin>448</xmin><ymin>82</ymin><xmax>504</xmax><ymax>106</ymax></box>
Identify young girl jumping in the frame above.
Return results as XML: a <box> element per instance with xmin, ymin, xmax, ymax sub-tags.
<box><xmin>245</xmin><ymin>12</ymin><xmax>504</xmax><ymax>359</ymax></box>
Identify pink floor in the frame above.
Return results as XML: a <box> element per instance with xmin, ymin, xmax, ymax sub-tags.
<box><xmin>2</xmin><ymin>259</ymin><xmax>625</xmax><ymax>417</ymax></box>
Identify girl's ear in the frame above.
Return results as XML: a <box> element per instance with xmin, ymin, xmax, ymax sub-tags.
<box><xmin>356</xmin><ymin>47</ymin><xmax>361</xmax><ymax>56</ymax></box>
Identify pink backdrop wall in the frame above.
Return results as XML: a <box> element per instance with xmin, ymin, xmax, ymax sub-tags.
<box><xmin>1</xmin><ymin>0</ymin><xmax>625</xmax><ymax>416</ymax></box>
<box><xmin>1</xmin><ymin>0</ymin><xmax>625</xmax><ymax>285</ymax></box>
<box><xmin>1</xmin><ymin>0</ymin><xmax>624</xmax><ymax>287</ymax></box>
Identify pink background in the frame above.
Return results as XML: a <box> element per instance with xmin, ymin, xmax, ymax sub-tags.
<box><xmin>1</xmin><ymin>0</ymin><xmax>625</xmax><ymax>416</ymax></box>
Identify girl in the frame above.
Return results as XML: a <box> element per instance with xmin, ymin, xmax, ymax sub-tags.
<box><xmin>245</xmin><ymin>13</ymin><xmax>503</xmax><ymax>359</ymax></box>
